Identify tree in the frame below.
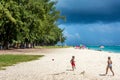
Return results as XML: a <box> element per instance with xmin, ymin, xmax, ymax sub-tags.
<box><xmin>0</xmin><ymin>0</ymin><xmax>66</xmax><ymax>49</ymax></box>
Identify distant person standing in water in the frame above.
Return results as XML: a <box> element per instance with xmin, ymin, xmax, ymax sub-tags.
<box><xmin>105</xmin><ymin>57</ymin><xmax>114</xmax><ymax>76</ymax></box>
<box><xmin>70</xmin><ymin>56</ymin><xmax>76</xmax><ymax>71</ymax></box>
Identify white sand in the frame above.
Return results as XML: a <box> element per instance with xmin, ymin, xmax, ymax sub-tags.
<box><xmin>0</xmin><ymin>48</ymin><xmax>120</xmax><ymax>80</ymax></box>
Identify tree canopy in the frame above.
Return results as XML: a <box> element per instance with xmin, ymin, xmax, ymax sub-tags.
<box><xmin>0</xmin><ymin>0</ymin><xmax>66</xmax><ymax>49</ymax></box>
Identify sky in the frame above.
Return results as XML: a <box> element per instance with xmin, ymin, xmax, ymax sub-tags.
<box><xmin>56</xmin><ymin>0</ymin><xmax>120</xmax><ymax>46</ymax></box>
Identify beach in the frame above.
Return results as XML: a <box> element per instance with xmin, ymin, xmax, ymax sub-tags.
<box><xmin>0</xmin><ymin>48</ymin><xmax>120</xmax><ymax>80</ymax></box>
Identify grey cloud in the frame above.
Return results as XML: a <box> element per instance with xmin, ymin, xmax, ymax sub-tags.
<box><xmin>56</xmin><ymin>0</ymin><xmax>120</xmax><ymax>23</ymax></box>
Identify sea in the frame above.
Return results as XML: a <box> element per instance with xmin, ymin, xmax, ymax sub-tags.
<box><xmin>87</xmin><ymin>46</ymin><xmax>120</xmax><ymax>53</ymax></box>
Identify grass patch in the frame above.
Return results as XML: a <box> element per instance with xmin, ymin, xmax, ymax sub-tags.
<box><xmin>0</xmin><ymin>54</ymin><xmax>43</xmax><ymax>70</ymax></box>
<box><xmin>35</xmin><ymin>46</ymin><xmax>71</xmax><ymax>48</ymax></box>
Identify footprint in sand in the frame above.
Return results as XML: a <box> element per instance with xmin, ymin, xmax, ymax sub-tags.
<box><xmin>80</xmin><ymin>71</ymin><xmax>85</xmax><ymax>76</ymax></box>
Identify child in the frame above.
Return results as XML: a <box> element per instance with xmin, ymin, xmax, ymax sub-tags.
<box><xmin>105</xmin><ymin>57</ymin><xmax>114</xmax><ymax>76</ymax></box>
<box><xmin>70</xmin><ymin>56</ymin><xmax>76</xmax><ymax>71</ymax></box>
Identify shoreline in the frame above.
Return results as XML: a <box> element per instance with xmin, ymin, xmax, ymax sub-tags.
<box><xmin>88</xmin><ymin>48</ymin><xmax>120</xmax><ymax>54</ymax></box>
<box><xmin>87</xmin><ymin>46</ymin><xmax>120</xmax><ymax>54</ymax></box>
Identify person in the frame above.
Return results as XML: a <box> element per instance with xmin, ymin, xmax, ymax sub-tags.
<box><xmin>105</xmin><ymin>57</ymin><xmax>114</xmax><ymax>76</ymax></box>
<box><xmin>70</xmin><ymin>56</ymin><xmax>76</xmax><ymax>71</ymax></box>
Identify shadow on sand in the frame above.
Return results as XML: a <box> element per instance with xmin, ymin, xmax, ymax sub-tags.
<box><xmin>66</xmin><ymin>69</ymin><xmax>73</xmax><ymax>71</ymax></box>
<box><xmin>99</xmin><ymin>74</ymin><xmax>114</xmax><ymax>77</ymax></box>
<box><xmin>99</xmin><ymin>74</ymin><xmax>106</xmax><ymax>76</ymax></box>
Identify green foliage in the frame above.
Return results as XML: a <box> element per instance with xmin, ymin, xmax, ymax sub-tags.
<box><xmin>0</xmin><ymin>54</ymin><xmax>43</xmax><ymax>70</ymax></box>
<box><xmin>0</xmin><ymin>0</ymin><xmax>66</xmax><ymax>49</ymax></box>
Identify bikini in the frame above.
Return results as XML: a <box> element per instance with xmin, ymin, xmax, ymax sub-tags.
<box><xmin>108</xmin><ymin>64</ymin><xmax>112</xmax><ymax>68</ymax></box>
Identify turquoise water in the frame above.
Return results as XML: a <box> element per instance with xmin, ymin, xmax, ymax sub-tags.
<box><xmin>87</xmin><ymin>46</ymin><xmax>120</xmax><ymax>53</ymax></box>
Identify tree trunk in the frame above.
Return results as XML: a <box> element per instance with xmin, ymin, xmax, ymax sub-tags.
<box><xmin>3</xmin><ymin>41</ymin><xmax>9</xmax><ymax>49</ymax></box>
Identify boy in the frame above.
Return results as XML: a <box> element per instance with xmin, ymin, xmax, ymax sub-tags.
<box><xmin>70</xmin><ymin>56</ymin><xmax>76</xmax><ymax>71</ymax></box>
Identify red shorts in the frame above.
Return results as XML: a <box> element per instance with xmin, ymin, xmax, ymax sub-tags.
<box><xmin>71</xmin><ymin>62</ymin><xmax>75</xmax><ymax>66</ymax></box>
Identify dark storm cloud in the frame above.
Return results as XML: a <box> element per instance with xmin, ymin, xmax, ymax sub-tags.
<box><xmin>56</xmin><ymin>0</ymin><xmax>120</xmax><ymax>23</ymax></box>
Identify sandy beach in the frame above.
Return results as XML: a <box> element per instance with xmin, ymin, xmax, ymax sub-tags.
<box><xmin>0</xmin><ymin>48</ymin><xmax>120</xmax><ymax>80</ymax></box>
